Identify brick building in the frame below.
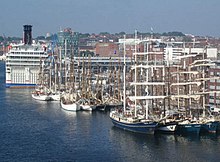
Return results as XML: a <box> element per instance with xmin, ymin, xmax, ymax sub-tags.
<box><xmin>208</xmin><ymin>61</ymin><xmax>220</xmax><ymax>108</ymax></box>
<box><xmin>95</xmin><ymin>42</ymin><xmax>119</xmax><ymax>57</ymax></box>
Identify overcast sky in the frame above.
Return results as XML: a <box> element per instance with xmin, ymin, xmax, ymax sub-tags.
<box><xmin>0</xmin><ymin>0</ymin><xmax>220</xmax><ymax>37</ymax></box>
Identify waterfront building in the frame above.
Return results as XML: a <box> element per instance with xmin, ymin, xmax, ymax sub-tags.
<box><xmin>208</xmin><ymin>61</ymin><xmax>220</xmax><ymax>109</ymax></box>
<box><xmin>95</xmin><ymin>42</ymin><xmax>119</xmax><ymax>57</ymax></box>
<box><xmin>164</xmin><ymin>42</ymin><xmax>218</xmax><ymax>62</ymax></box>
<box><xmin>57</xmin><ymin>28</ymin><xmax>79</xmax><ymax>57</ymax></box>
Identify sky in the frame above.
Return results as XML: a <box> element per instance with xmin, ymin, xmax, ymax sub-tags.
<box><xmin>0</xmin><ymin>0</ymin><xmax>220</xmax><ymax>37</ymax></box>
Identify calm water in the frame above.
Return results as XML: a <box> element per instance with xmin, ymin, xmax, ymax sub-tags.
<box><xmin>0</xmin><ymin>62</ymin><xmax>220</xmax><ymax>162</ymax></box>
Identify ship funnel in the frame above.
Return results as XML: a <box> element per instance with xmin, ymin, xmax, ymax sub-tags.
<box><xmin>23</xmin><ymin>25</ymin><xmax>32</xmax><ymax>45</ymax></box>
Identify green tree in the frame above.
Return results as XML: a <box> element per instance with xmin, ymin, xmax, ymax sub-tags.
<box><xmin>182</xmin><ymin>36</ymin><xmax>192</xmax><ymax>42</ymax></box>
<box><xmin>80</xmin><ymin>50</ymin><xmax>94</xmax><ymax>57</ymax></box>
<box><xmin>99</xmin><ymin>32</ymin><xmax>110</xmax><ymax>35</ymax></box>
<box><xmin>79</xmin><ymin>33</ymin><xmax>90</xmax><ymax>38</ymax></box>
<box><xmin>0</xmin><ymin>36</ymin><xmax>4</xmax><ymax>42</ymax></box>
<box><xmin>36</xmin><ymin>36</ymin><xmax>46</xmax><ymax>40</ymax></box>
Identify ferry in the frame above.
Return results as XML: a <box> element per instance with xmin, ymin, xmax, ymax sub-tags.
<box><xmin>5</xmin><ymin>25</ymin><xmax>48</xmax><ymax>88</ymax></box>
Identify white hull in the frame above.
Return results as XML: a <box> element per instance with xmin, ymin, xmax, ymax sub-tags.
<box><xmin>81</xmin><ymin>105</ymin><xmax>96</xmax><ymax>111</ymax></box>
<box><xmin>81</xmin><ymin>105</ymin><xmax>92</xmax><ymax>111</ymax></box>
<box><xmin>32</xmin><ymin>94</ymin><xmax>51</xmax><ymax>101</ymax></box>
<box><xmin>77</xmin><ymin>98</ymin><xmax>96</xmax><ymax>111</ymax></box>
<box><xmin>50</xmin><ymin>93</ymin><xmax>60</xmax><ymax>101</ymax></box>
<box><xmin>60</xmin><ymin>100</ymin><xmax>80</xmax><ymax>112</ymax></box>
<box><xmin>6</xmin><ymin>41</ymin><xmax>48</xmax><ymax>88</ymax></box>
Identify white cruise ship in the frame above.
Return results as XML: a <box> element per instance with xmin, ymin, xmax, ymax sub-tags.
<box><xmin>5</xmin><ymin>25</ymin><xmax>48</xmax><ymax>88</ymax></box>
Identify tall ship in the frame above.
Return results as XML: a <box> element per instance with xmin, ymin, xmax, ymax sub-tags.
<box><xmin>5</xmin><ymin>25</ymin><xmax>48</xmax><ymax>88</ymax></box>
<box><xmin>110</xmin><ymin>35</ymin><xmax>161</xmax><ymax>134</ymax></box>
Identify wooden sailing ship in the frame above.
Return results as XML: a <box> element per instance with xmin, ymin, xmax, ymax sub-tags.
<box><xmin>60</xmin><ymin>42</ymin><xmax>80</xmax><ymax>111</ymax></box>
<box><xmin>110</xmin><ymin>34</ymin><xmax>163</xmax><ymax>134</ymax></box>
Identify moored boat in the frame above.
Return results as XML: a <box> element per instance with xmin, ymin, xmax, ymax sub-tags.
<box><xmin>49</xmin><ymin>92</ymin><xmax>61</xmax><ymax>101</ymax></box>
<box><xmin>31</xmin><ymin>92</ymin><xmax>51</xmax><ymax>101</ymax></box>
<box><xmin>155</xmin><ymin>121</ymin><xmax>177</xmax><ymax>134</ymax></box>
<box><xmin>217</xmin><ymin>121</ymin><xmax>220</xmax><ymax>132</ymax></box>
<box><xmin>6</xmin><ymin>25</ymin><xmax>48</xmax><ymax>88</ymax></box>
<box><xmin>78</xmin><ymin>98</ymin><xmax>96</xmax><ymax>111</ymax></box>
<box><xmin>200</xmin><ymin>119</ymin><xmax>219</xmax><ymax>134</ymax></box>
<box><xmin>110</xmin><ymin>34</ymin><xmax>161</xmax><ymax>135</ymax></box>
<box><xmin>175</xmin><ymin>120</ymin><xmax>201</xmax><ymax>135</ymax></box>
<box><xmin>110</xmin><ymin>110</ymin><xmax>158</xmax><ymax>134</ymax></box>
<box><xmin>60</xmin><ymin>98</ymin><xmax>80</xmax><ymax>111</ymax></box>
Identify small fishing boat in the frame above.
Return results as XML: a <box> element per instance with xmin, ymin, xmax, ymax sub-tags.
<box><xmin>156</xmin><ymin>120</ymin><xmax>177</xmax><ymax>134</ymax></box>
<box><xmin>200</xmin><ymin>118</ymin><xmax>219</xmax><ymax>134</ymax></box>
<box><xmin>31</xmin><ymin>91</ymin><xmax>51</xmax><ymax>101</ymax></box>
<box><xmin>156</xmin><ymin>111</ymin><xmax>179</xmax><ymax>134</ymax></box>
<box><xmin>49</xmin><ymin>92</ymin><xmax>61</xmax><ymax>101</ymax></box>
<box><xmin>60</xmin><ymin>93</ymin><xmax>80</xmax><ymax>111</ymax></box>
<box><xmin>78</xmin><ymin>98</ymin><xmax>96</xmax><ymax>111</ymax></box>
<box><xmin>176</xmin><ymin>119</ymin><xmax>201</xmax><ymax>135</ymax></box>
<box><xmin>60</xmin><ymin>98</ymin><xmax>80</xmax><ymax>111</ymax></box>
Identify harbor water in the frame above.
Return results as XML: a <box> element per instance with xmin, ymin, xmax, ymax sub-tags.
<box><xmin>0</xmin><ymin>61</ymin><xmax>220</xmax><ymax>162</ymax></box>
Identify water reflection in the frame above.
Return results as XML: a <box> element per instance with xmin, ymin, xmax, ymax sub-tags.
<box><xmin>109</xmin><ymin>126</ymin><xmax>220</xmax><ymax>162</ymax></box>
<box><xmin>0</xmin><ymin>61</ymin><xmax>219</xmax><ymax>162</ymax></box>
<box><xmin>61</xmin><ymin>109</ymin><xmax>77</xmax><ymax>118</ymax></box>
<box><xmin>80</xmin><ymin>111</ymin><xmax>92</xmax><ymax>115</ymax></box>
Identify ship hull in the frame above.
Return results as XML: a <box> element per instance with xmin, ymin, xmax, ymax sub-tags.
<box><xmin>110</xmin><ymin>113</ymin><xmax>157</xmax><ymax>134</ymax></box>
<box><xmin>32</xmin><ymin>94</ymin><xmax>51</xmax><ymax>101</ymax></box>
<box><xmin>6</xmin><ymin>83</ymin><xmax>36</xmax><ymax>88</ymax></box>
<box><xmin>176</xmin><ymin>123</ymin><xmax>201</xmax><ymax>135</ymax></box>
<box><xmin>60</xmin><ymin>100</ymin><xmax>80</xmax><ymax>112</ymax></box>
<box><xmin>155</xmin><ymin>122</ymin><xmax>177</xmax><ymax>134</ymax></box>
<box><xmin>200</xmin><ymin>121</ymin><xmax>219</xmax><ymax>134</ymax></box>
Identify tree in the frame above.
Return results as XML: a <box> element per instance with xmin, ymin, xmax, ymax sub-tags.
<box><xmin>79</xmin><ymin>33</ymin><xmax>90</xmax><ymax>38</ymax></box>
<box><xmin>115</xmin><ymin>32</ymin><xmax>126</xmax><ymax>36</ymax></box>
<box><xmin>182</xmin><ymin>36</ymin><xmax>193</xmax><ymax>42</ymax></box>
<box><xmin>99</xmin><ymin>32</ymin><xmax>110</xmax><ymax>35</ymax></box>
<box><xmin>36</xmin><ymin>36</ymin><xmax>46</xmax><ymax>40</ymax></box>
<box><xmin>80</xmin><ymin>50</ymin><xmax>94</xmax><ymax>57</ymax></box>
<box><xmin>162</xmin><ymin>31</ymin><xmax>185</xmax><ymax>37</ymax></box>
<box><xmin>0</xmin><ymin>36</ymin><xmax>4</xmax><ymax>42</ymax></box>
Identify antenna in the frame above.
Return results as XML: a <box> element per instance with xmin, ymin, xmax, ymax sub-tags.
<box><xmin>150</xmin><ymin>27</ymin><xmax>154</xmax><ymax>38</ymax></box>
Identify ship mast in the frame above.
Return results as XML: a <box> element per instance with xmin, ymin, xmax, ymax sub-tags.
<box><xmin>134</xmin><ymin>30</ymin><xmax>137</xmax><ymax>117</ymax></box>
<box><xmin>145</xmin><ymin>41</ymin><xmax>149</xmax><ymax>119</ymax></box>
<box><xmin>123</xmin><ymin>35</ymin><xmax>126</xmax><ymax>112</ymax></box>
